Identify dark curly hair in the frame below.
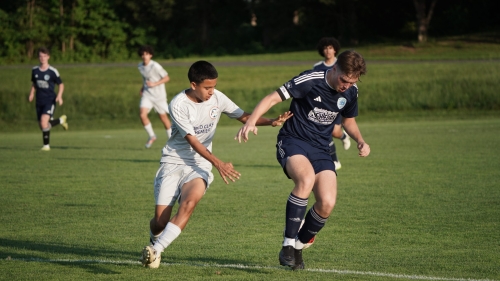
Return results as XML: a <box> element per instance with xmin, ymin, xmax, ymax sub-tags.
<box><xmin>316</xmin><ymin>37</ymin><xmax>341</xmax><ymax>58</ymax></box>
<box><xmin>138</xmin><ymin>45</ymin><xmax>154</xmax><ymax>57</ymax></box>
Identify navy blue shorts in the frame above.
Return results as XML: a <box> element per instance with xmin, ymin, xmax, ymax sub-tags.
<box><xmin>276</xmin><ymin>137</ymin><xmax>336</xmax><ymax>179</ymax></box>
<box><xmin>36</xmin><ymin>102</ymin><xmax>56</xmax><ymax>121</ymax></box>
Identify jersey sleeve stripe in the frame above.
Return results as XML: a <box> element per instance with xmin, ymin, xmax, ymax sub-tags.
<box><xmin>277</xmin><ymin>86</ymin><xmax>291</xmax><ymax>101</ymax></box>
<box><xmin>293</xmin><ymin>72</ymin><xmax>324</xmax><ymax>84</ymax></box>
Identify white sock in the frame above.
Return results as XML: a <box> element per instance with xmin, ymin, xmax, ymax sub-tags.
<box><xmin>166</xmin><ymin>128</ymin><xmax>172</xmax><ymax>138</ymax></box>
<box><xmin>150</xmin><ymin>230</ymin><xmax>163</xmax><ymax>245</ymax></box>
<box><xmin>295</xmin><ymin>238</ymin><xmax>305</xmax><ymax>250</ymax></box>
<box><xmin>144</xmin><ymin>123</ymin><xmax>155</xmax><ymax>138</ymax></box>
<box><xmin>153</xmin><ymin>222</ymin><xmax>181</xmax><ymax>256</ymax></box>
<box><xmin>283</xmin><ymin>237</ymin><xmax>296</xmax><ymax>247</ymax></box>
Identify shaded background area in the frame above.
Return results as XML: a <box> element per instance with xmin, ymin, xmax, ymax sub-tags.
<box><xmin>0</xmin><ymin>0</ymin><xmax>499</xmax><ymax>63</ymax></box>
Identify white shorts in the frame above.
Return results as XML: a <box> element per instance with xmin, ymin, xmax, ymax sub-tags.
<box><xmin>154</xmin><ymin>163</ymin><xmax>214</xmax><ymax>206</ymax></box>
<box><xmin>140</xmin><ymin>96</ymin><xmax>169</xmax><ymax>115</ymax></box>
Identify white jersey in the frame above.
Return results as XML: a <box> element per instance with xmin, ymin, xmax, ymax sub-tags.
<box><xmin>138</xmin><ymin>60</ymin><xmax>168</xmax><ymax>101</ymax></box>
<box><xmin>161</xmin><ymin>89</ymin><xmax>244</xmax><ymax>166</ymax></box>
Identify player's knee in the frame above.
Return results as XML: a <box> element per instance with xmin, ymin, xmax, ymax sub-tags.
<box><xmin>316</xmin><ymin>199</ymin><xmax>336</xmax><ymax>215</ymax></box>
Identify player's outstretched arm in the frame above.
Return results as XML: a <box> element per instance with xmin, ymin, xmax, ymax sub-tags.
<box><xmin>235</xmin><ymin>91</ymin><xmax>283</xmax><ymax>143</ymax></box>
<box><xmin>146</xmin><ymin>75</ymin><xmax>170</xmax><ymax>88</ymax></box>
<box><xmin>28</xmin><ymin>85</ymin><xmax>35</xmax><ymax>102</ymax></box>
<box><xmin>237</xmin><ymin>111</ymin><xmax>293</xmax><ymax>127</ymax></box>
<box><xmin>185</xmin><ymin>134</ymin><xmax>241</xmax><ymax>184</ymax></box>
<box><xmin>342</xmin><ymin>117</ymin><xmax>370</xmax><ymax>157</ymax></box>
<box><xmin>55</xmin><ymin>83</ymin><xmax>64</xmax><ymax>106</ymax></box>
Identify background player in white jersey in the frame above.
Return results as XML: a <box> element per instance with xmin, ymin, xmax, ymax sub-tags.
<box><xmin>236</xmin><ymin>50</ymin><xmax>370</xmax><ymax>270</ymax></box>
<box><xmin>28</xmin><ymin>47</ymin><xmax>68</xmax><ymax>151</ymax></box>
<box><xmin>137</xmin><ymin>45</ymin><xmax>172</xmax><ymax>148</ymax></box>
<box><xmin>141</xmin><ymin>60</ymin><xmax>292</xmax><ymax>268</ymax></box>
<box><xmin>313</xmin><ymin>37</ymin><xmax>351</xmax><ymax>169</ymax></box>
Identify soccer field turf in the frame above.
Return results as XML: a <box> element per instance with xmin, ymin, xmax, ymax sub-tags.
<box><xmin>0</xmin><ymin>118</ymin><xmax>499</xmax><ymax>281</ymax></box>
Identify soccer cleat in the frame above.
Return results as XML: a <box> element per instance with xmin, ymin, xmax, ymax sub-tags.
<box><xmin>341</xmin><ymin>131</ymin><xmax>351</xmax><ymax>150</ymax></box>
<box><xmin>40</xmin><ymin>145</ymin><xmax>50</xmax><ymax>151</ymax></box>
<box><xmin>60</xmin><ymin>115</ymin><xmax>68</xmax><ymax>130</ymax></box>
<box><xmin>301</xmin><ymin>235</ymin><xmax>316</xmax><ymax>250</ymax></box>
<box><xmin>145</xmin><ymin>136</ymin><xmax>157</xmax><ymax>148</ymax></box>
<box><xmin>279</xmin><ymin>246</ymin><xmax>295</xmax><ymax>267</ymax></box>
<box><xmin>334</xmin><ymin>161</ymin><xmax>341</xmax><ymax>170</ymax></box>
<box><xmin>142</xmin><ymin>245</ymin><xmax>160</xmax><ymax>268</ymax></box>
<box><xmin>292</xmin><ymin>249</ymin><xmax>305</xmax><ymax>270</ymax></box>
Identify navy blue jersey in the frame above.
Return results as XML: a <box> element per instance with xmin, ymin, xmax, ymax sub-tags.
<box><xmin>276</xmin><ymin>69</ymin><xmax>359</xmax><ymax>149</ymax></box>
<box><xmin>31</xmin><ymin>66</ymin><xmax>62</xmax><ymax>105</ymax></box>
<box><xmin>312</xmin><ymin>61</ymin><xmax>335</xmax><ymax>71</ymax></box>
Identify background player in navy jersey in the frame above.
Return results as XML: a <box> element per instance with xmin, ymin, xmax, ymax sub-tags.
<box><xmin>235</xmin><ymin>50</ymin><xmax>370</xmax><ymax>270</ymax></box>
<box><xmin>313</xmin><ymin>37</ymin><xmax>351</xmax><ymax>169</ymax></box>
<box><xmin>28</xmin><ymin>47</ymin><xmax>68</xmax><ymax>151</ymax></box>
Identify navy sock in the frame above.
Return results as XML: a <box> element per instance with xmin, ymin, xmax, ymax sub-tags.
<box><xmin>42</xmin><ymin>130</ymin><xmax>50</xmax><ymax>145</ymax></box>
<box><xmin>49</xmin><ymin>119</ymin><xmax>60</xmax><ymax>126</ymax></box>
<box><xmin>298</xmin><ymin>207</ymin><xmax>328</xmax><ymax>244</ymax></box>
<box><xmin>284</xmin><ymin>193</ymin><xmax>308</xmax><ymax>239</ymax></box>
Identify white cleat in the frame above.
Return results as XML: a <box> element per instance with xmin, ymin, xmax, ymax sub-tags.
<box><xmin>40</xmin><ymin>145</ymin><xmax>50</xmax><ymax>151</ymax></box>
<box><xmin>142</xmin><ymin>245</ymin><xmax>160</xmax><ymax>268</ymax></box>
<box><xmin>145</xmin><ymin>136</ymin><xmax>157</xmax><ymax>148</ymax></box>
<box><xmin>334</xmin><ymin>161</ymin><xmax>341</xmax><ymax>170</ymax></box>
<box><xmin>341</xmin><ymin>132</ymin><xmax>351</xmax><ymax>150</ymax></box>
<box><xmin>60</xmin><ymin>115</ymin><xmax>68</xmax><ymax>130</ymax></box>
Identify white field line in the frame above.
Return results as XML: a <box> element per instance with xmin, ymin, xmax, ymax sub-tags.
<box><xmin>8</xmin><ymin>257</ymin><xmax>497</xmax><ymax>281</ymax></box>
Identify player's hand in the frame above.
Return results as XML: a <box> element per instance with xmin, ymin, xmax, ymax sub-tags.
<box><xmin>28</xmin><ymin>94</ymin><xmax>34</xmax><ymax>102</ymax></box>
<box><xmin>56</xmin><ymin>96</ymin><xmax>63</xmax><ymax>106</ymax></box>
<box><xmin>271</xmin><ymin>111</ymin><xmax>293</xmax><ymax>127</ymax></box>
<box><xmin>215</xmin><ymin>161</ymin><xmax>241</xmax><ymax>184</ymax></box>
<box><xmin>146</xmin><ymin>80</ymin><xmax>155</xmax><ymax>88</ymax></box>
<box><xmin>357</xmin><ymin>142</ymin><xmax>370</xmax><ymax>157</ymax></box>
<box><xmin>234</xmin><ymin>124</ymin><xmax>258</xmax><ymax>143</ymax></box>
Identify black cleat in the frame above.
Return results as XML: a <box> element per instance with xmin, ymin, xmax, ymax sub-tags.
<box><xmin>279</xmin><ymin>246</ymin><xmax>295</xmax><ymax>267</ymax></box>
<box><xmin>292</xmin><ymin>248</ymin><xmax>305</xmax><ymax>270</ymax></box>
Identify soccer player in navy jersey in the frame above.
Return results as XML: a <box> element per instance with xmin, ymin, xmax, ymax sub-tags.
<box><xmin>28</xmin><ymin>47</ymin><xmax>68</xmax><ymax>151</ymax></box>
<box><xmin>313</xmin><ymin>37</ymin><xmax>351</xmax><ymax>170</ymax></box>
<box><xmin>235</xmin><ymin>50</ymin><xmax>370</xmax><ymax>270</ymax></box>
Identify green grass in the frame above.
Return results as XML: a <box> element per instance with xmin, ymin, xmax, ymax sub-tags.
<box><xmin>1</xmin><ymin>118</ymin><xmax>499</xmax><ymax>280</ymax></box>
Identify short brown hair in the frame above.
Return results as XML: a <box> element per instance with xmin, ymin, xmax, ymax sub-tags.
<box><xmin>336</xmin><ymin>50</ymin><xmax>367</xmax><ymax>78</ymax></box>
<box><xmin>38</xmin><ymin>47</ymin><xmax>50</xmax><ymax>55</ymax></box>
<box><xmin>138</xmin><ymin>45</ymin><xmax>154</xmax><ymax>57</ymax></box>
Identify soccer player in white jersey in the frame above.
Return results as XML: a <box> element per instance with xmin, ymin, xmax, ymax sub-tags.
<box><xmin>313</xmin><ymin>37</ymin><xmax>351</xmax><ymax>170</ymax></box>
<box><xmin>137</xmin><ymin>45</ymin><xmax>172</xmax><ymax>148</ymax></box>
<box><xmin>141</xmin><ymin>60</ymin><xmax>292</xmax><ymax>268</ymax></box>
<box><xmin>236</xmin><ymin>50</ymin><xmax>370</xmax><ymax>270</ymax></box>
<box><xmin>28</xmin><ymin>47</ymin><xmax>68</xmax><ymax>151</ymax></box>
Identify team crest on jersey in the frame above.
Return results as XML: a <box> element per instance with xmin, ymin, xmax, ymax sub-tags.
<box><xmin>337</xmin><ymin>97</ymin><xmax>347</xmax><ymax>109</ymax></box>
<box><xmin>209</xmin><ymin>107</ymin><xmax>219</xmax><ymax>119</ymax></box>
<box><xmin>44</xmin><ymin>75</ymin><xmax>50</xmax><ymax>81</ymax></box>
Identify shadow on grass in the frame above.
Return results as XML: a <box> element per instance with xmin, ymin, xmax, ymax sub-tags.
<box><xmin>0</xmin><ymin>238</ymin><xmax>138</xmax><ymax>274</ymax></box>
<box><xmin>0</xmin><ymin>238</ymin><xmax>275</xmax><ymax>274</ymax></box>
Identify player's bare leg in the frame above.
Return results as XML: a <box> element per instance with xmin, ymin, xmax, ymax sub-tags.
<box><xmin>150</xmin><ymin>205</ymin><xmax>172</xmax><ymax>243</ymax></box>
<box><xmin>169</xmin><ymin>178</ymin><xmax>206</xmax><ymax>230</ymax></box>
<box><xmin>140</xmin><ymin>107</ymin><xmax>156</xmax><ymax>148</ymax></box>
<box><xmin>39</xmin><ymin>114</ymin><xmax>51</xmax><ymax>151</ymax></box>
<box><xmin>280</xmin><ymin>155</ymin><xmax>315</xmax><ymax>269</ymax></box>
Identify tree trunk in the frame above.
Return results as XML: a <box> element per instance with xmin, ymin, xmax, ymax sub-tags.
<box><xmin>27</xmin><ymin>0</ymin><xmax>35</xmax><ymax>59</ymax></box>
<box><xmin>412</xmin><ymin>0</ymin><xmax>437</xmax><ymax>43</ymax></box>
<box><xmin>60</xmin><ymin>0</ymin><xmax>65</xmax><ymax>53</ymax></box>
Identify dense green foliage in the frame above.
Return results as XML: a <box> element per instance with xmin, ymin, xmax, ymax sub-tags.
<box><xmin>1</xmin><ymin>121</ymin><xmax>499</xmax><ymax>280</ymax></box>
<box><xmin>0</xmin><ymin>0</ymin><xmax>499</xmax><ymax>63</ymax></box>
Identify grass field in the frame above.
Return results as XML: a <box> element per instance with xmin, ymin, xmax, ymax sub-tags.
<box><xmin>1</xmin><ymin>118</ymin><xmax>499</xmax><ymax>280</ymax></box>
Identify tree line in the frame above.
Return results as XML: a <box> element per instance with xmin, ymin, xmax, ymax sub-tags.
<box><xmin>0</xmin><ymin>0</ymin><xmax>497</xmax><ymax>63</ymax></box>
